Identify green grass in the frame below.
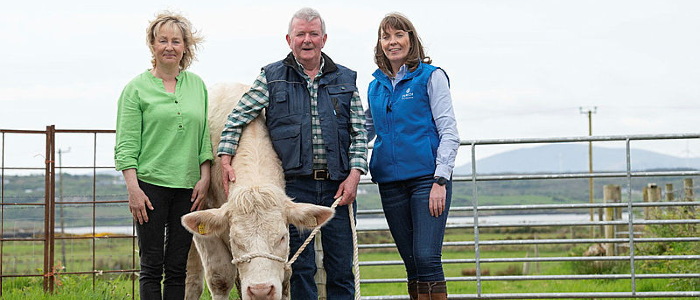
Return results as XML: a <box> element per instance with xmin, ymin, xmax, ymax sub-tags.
<box><xmin>2</xmin><ymin>275</ymin><xmax>137</xmax><ymax>299</ymax></box>
<box><xmin>359</xmin><ymin>250</ymin><xmax>695</xmax><ymax>298</ymax></box>
<box><xmin>2</xmin><ymin>229</ymin><xmax>696</xmax><ymax>299</ymax></box>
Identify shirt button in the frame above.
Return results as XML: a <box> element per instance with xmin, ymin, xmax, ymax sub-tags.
<box><xmin>341</xmin><ymin>87</ymin><xmax>346</xmax><ymax>90</ymax></box>
<box><xmin>177</xmin><ymin>112</ymin><xmax>181</xmax><ymax>115</ymax></box>
<box><xmin>179</xmin><ymin>125</ymin><xmax>183</xmax><ymax>128</ymax></box>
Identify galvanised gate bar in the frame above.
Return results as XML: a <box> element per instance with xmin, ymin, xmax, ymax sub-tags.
<box><xmin>1</xmin><ymin>127</ymin><xmax>698</xmax><ymax>299</ymax></box>
<box><xmin>359</xmin><ymin>133</ymin><xmax>700</xmax><ymax>299</ymax></box>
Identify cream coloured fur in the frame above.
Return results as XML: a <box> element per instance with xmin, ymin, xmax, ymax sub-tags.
<box><xmin>181</xmin><ymin>83</ymin><xmax>334</xmax><ymax>300</ymax></box>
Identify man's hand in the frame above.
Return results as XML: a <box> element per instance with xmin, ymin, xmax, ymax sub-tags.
<box><xmin>220</xmin><ymin>155</ymin><xmax>236</xmax><ymax>196</ymax></box>
<box><xmin>335</xmin><ymin>169</ymin><xmax>362</xmax><ymax>206</ymax></box>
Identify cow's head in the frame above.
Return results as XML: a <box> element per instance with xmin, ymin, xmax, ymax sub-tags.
<box><xmin>181</xmin><ymin>184</ymin><xmax>334</xmax><ymax>300</ymax></box>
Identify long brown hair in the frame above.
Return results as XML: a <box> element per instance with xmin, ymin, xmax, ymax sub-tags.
<box><xmin>374</xmin><ymin>12</ymin><xmax>431</xmax><ymax>76</ymax></box>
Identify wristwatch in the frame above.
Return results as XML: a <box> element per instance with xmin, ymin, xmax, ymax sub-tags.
<box><xmin>434</xmin><ymin>176</ymin><xmax>448</xmax><ymax>186</ymax></box>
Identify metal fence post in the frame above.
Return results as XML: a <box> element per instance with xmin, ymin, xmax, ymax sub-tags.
<box><xmin>43</xmin><ymin>125</ymin><xmax>56</xmax><ymax>293</ymax></box>
<box><xmin>1</xmin><ymin>132</ymin><xmax>4</xmax><ymax>296</ymax></box>
<box><xmin>625</xmin><ymin>138</ymin><xmax>636</xmax><ymax>295</ymax></box>
<box><xmin>471</xmin><ymin>142</ymin><xmax>482</xmax><ymax>296</ymax></box>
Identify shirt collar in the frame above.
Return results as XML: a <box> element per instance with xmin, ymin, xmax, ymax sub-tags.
<box><xmin>389</xmin><ymin>64</ymin><xmax>408</xmax><ymax>88</ymax></box>
<box><xmin>294</xmin><ymin>56</ymin><xmax>325</xmax><ymax>78</ymax></box>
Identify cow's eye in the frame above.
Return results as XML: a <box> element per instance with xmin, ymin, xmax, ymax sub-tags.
<box><xmin>276</xmin><ymin>235</ymin><xmax>286</xmax><ymax>246</ymax></box>
<box><xmin>232</xmin><ymin>239</ymin><xmax>246</xmax><ymax>251</ymax></box>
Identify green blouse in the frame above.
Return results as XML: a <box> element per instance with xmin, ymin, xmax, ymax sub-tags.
<box><xmin>115</xmin><ymin>70</ymin><xmax>213</xmax><ymax>189</ymax></box>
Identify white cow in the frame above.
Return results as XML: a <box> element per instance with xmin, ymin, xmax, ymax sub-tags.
<box><xmin>181</xmin><ymin>83</ymin><xmax>334</xmax><ymax>300</ymax></box>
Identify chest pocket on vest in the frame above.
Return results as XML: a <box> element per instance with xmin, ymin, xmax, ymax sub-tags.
<box><xmin>269</xmin><ymin>91</ymin><xmax>290</xmax><ymax>117</ymax></box>
<box><xmin>326</xmin><ymin>84</ymin><xmax>355</xmax><ymax>121</ymax></box>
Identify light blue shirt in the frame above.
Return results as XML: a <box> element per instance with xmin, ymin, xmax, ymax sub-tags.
<box><xmin>365</xmin><ymin>64</ymin><xmax>460</xmax><ymax>179</ymax></box>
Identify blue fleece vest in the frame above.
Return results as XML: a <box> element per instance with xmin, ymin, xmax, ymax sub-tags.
<box><xmin>368</xmin><ymin>62</ymin><xmax>443</xmax><ymax>183</ymax></box>
<box><xmin>263</xmin><ymin>52</ymin><xmax>357</xmax><ymax>180</ymax></box>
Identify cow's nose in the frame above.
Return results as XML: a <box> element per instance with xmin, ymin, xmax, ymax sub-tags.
<box><xmin>247</xmin><ymin>283</ymin><xmax>274</xmax><ymax>298</ymax></box>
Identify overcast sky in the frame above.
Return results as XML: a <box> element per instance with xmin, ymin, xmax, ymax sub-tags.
<box><xmin>1</xmin><ymin>0</ymin><xmax>699</xmax><ymax>171</ymax></box>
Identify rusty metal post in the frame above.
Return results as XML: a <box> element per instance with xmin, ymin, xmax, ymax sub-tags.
<box><xmin>1</xmin><ymin>132</ymin><xmax>4</xmax><ymax>296</ymax></box>
<box><xmin>43</xmin><ymin>125</ymin><xmax>56</xmax><ymax>293</ymax></box>
<box><xmin>92</xmin><ymin>133</ymin><xmax>97</xmax><ymax>289</ymax></box>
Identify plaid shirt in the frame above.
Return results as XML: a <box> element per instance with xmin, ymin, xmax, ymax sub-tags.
<box><xmin>218</xmin><ymin>58</ymin><xmax>368</xmax><ymax>174</ymax></box>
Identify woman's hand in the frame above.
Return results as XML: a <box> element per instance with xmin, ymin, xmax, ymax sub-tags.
<box><xmin>191</xmin><ymin>161</ymin><xmax>211</xmax><ymax>211</ymax></box>
<box><xmin>122</xmin><ymin>169</ymin><xmax>153</xmax><ymax>224</ymax></box>
<box><xmin>429</xmin><ymin>183</ymin><xmax>446</xmax><ymax>217</ymax></box>
<box><xmin>128</xmin><ymin>185</ymin><xmax>153</xmax><ymax>224</ymax></box>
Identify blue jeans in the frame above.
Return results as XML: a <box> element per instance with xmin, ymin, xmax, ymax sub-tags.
<box><xmin>286</xmin><ymin>177</ymin><xmax>356</xmax><ymax>300</ymax></box>
<box><xmin>378</xmin><ymin>175</ymin><xmax>452</xmax><ymax>282</ymax></box>
<box><xmin>136</xmin><ymin>180</ymin><xmax>193</xmax><ymax>300</ymax></box>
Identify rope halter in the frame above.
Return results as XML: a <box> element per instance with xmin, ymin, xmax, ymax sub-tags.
<box><xmin>232</xmin><ymin>252</ymin><xmax>287</xmax><ymax>266</ymax></box>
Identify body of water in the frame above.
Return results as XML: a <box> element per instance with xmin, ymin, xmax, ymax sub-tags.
<box><xmin>56</xmin><ymin>213</ymin><xmax>630</xmax><ymax>235</ymax></box>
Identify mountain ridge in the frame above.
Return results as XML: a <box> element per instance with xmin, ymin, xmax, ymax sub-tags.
<box><xmin>454</xmin><ymin>144</ymin><xmax>700</xmax><ymax>175</ymax></box>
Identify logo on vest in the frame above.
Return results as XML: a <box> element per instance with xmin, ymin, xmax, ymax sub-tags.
<box><xmin>401</xmin><ymin>87</ymin><xmax>414</xmax><ymax>100</ymax></box>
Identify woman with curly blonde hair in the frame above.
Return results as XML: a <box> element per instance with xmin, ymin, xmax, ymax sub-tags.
<box><xmin>114</xmin><ymin>11</ymin><xmax>211</xmax><ymax>299</ymax></box>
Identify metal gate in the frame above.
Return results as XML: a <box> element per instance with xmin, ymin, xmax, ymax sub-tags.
<box><xmin>358</xmin><ymin>133</ymin><xmax>700</xmax><ymax>299</ymax></box>
<box><xmin>1</xmin><ymin>126</ymin><xmax>699</xmax><ymax>298</ymax></box>
<box><xmin>0</xmin><ymin>126</ymin><xmax>137</xmax><ymax>297</ymax></box>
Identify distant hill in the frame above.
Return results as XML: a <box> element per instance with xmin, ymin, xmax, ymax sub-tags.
<box><xmin>454</xmin><ymin>144</ymin><xmax>700</xmax><ymax>175</ymax></box>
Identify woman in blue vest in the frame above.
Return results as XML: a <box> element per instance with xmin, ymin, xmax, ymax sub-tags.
<box><xmin>365</xmin><ymin>12</ymin><xmax>460</xmax><ymax>300</ymax></box>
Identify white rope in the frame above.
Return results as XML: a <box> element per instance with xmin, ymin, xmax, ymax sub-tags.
<box><xmin>348</xmin><ymin>200</ymin><xmax>361</xmax><ymax>300</ymax></box>
<box><xmin>232</xmin><ymin>252</ymin><xmax>286</xmax><ymax>265</ymax></box>
<box><xmin>286</xmin><ymin>196</ymin><xmax>361</xmax><ymax>300</ymax></box>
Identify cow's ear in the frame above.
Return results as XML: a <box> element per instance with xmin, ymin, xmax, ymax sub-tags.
<box><xmin>285</xmin><ymin>201</ymin><xmax>335</xmax><ymax>230</ymax></box>
<box><xmin>181</xmin><ymin>208</ymin><xmax>229</xmax><ymax>237</ymax></box>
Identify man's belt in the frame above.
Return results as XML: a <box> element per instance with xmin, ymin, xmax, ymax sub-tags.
<box><xmin>285</xmin><ymin>169</ymin><xmax>331</xmax><ymax>181</ymax></box>
<box><xmin>312</xmin><ymin>169</ymin><xmax>330</xmax><ymax>180</ymax></box>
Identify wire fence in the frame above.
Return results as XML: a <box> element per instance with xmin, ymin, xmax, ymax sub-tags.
<box><xmin>1</xmin><ymin>127</ymin><xmax>698</xmax><ymax>298</ymax></box>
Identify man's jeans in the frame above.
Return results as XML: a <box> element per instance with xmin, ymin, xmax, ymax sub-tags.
<box><xmin>286</xmin><ymin>177</ymin><xmax>356</xmax><ymax>300</ymax></box>
<box><xmin>136</xmin><ymin>180</ymin><xmax>193</xmax><ymax>300</ymax></box>
<box><xmin>378</xmin><ymin>175</ymin><xmax>452</xmax><ymax>282</ymax></box>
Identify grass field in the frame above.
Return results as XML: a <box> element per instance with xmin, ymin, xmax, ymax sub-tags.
<box><xmin>2</xmin><ymin>247</ymin><xmax>695</xmax><ymax>299</ymax></box>
<box><xmin>1</xmin><ymin>227</ymin><xmax>696</xmax><ymax>299</ymax></box>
